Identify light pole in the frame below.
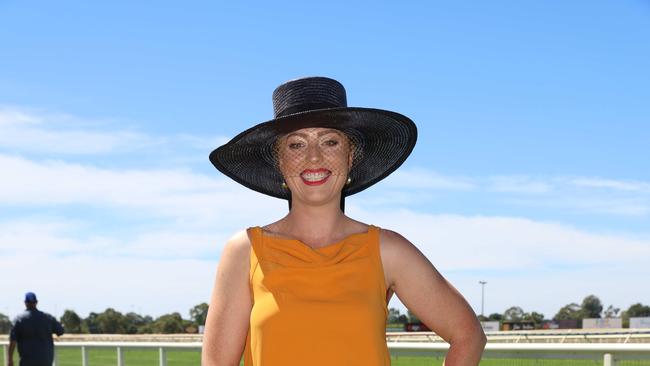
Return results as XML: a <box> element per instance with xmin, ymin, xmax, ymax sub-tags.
<box><xmin>479</xmin><ymin>281</ymin><xmax>487</xmax><ymax>317</ymax></box>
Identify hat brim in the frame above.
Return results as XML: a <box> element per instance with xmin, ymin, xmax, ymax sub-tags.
<box><xmin>210</xmin><ymin>107</ymin><xmax>417</xmax><ymax>199</ymax></box>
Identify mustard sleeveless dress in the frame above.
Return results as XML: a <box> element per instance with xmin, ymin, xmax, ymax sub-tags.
<box><xmin>243</xmin><ymin>225</ymin><xmax>391</xmax><ymax>366</ymax></box>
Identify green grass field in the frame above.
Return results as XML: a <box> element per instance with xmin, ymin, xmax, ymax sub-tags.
<box><xmin>2</xmin><ymin>348</ymin><xmax>649</xmax><ymax>365</ymax></box>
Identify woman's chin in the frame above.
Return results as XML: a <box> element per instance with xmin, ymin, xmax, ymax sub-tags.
<box><xmin>291</xmin><ymin>190</ymin><xmax>343</xmax><ymax>207</ymax></box>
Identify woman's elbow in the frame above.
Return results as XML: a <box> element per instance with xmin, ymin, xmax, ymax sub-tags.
<box><xmin>201</xmin><ymin>345</ymin><xmax>219</xmax><ymax>366</ymax></box>
<box><xmin>472</xmin><ymin>323</ymin><xmax>487</xmax><ymax>348</ymax></box>
<box><xmin>201</xmin><ymin>350</ymin><xmax>239</xmax><ymax>366</ymax></box>
<box><xmin>477</xmin><ymin>328</ymin><xmax>487</xmax><ymax>347</ymax></box>
<box><xmin>451</xmin><ymin>323</ymin><xmax>487</xmax><ymax>350</ymax></box>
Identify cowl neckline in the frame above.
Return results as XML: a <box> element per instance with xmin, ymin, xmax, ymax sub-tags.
<box><xmin>258</xmin><ymin>226</ymin><xmax>374</xmax><ymax>249</ymax></box>
<box><xmin>251</xmin><ymin>225</ymin><xmax>377</xmax><ymax>266</ymax></box>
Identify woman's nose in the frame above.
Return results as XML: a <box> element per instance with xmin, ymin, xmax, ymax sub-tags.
<box><xmin>307</xmin><ymin>144</ymin><xmax>323</xmax><ymax>163</ymax></box>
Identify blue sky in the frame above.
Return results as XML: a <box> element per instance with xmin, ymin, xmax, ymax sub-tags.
<box><xmin>1</xmin><ymin>1</ymin><xmax>649</xmax><ymax>321</ymax></box>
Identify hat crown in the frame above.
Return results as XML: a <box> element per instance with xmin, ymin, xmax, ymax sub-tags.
<box><xmin>272</xmin><ymin>77</ymin><xmax>347</xmax><ymax>118</ymax></box>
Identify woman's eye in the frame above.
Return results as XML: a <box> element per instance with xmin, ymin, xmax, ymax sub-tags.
<box><xmin>288</xmin><ymin>142</ymin><xmax>304</xmax><ymax>149</ymax></box>
<box><xmin>323</xmin><ymin>139</ymin><xmax>339</xmax><ymax>146</ymax></box>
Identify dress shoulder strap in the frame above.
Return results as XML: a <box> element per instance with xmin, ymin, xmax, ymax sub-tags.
<box><xmin>367</xmin><ymin>225</ymin><xmax>382</xmax><ymax>258</ymax></box>
<box><xmin>367</xmin><ymin>224</ymin><xmax>380</xmax><ymax>243</ymax></box>
<box><xmin>246</xmin><ymin>227</ymin><xmax>263</xmax><ymax>283</ymax></box>
<box><xmin>367</xmin><ymin>225</ymin><xmax>389</xmax><ymax>302</ymax></box>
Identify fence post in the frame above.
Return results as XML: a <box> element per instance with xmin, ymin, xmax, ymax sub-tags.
<box><xmin>603</xmin><ymin>353</ymin><xmax>614</xmax><ymax>366</ymax></box>
<box><xmin>81</xmin><ymin>346</ymin><xmax>88</xmax><ymax>366</ymax></box>
<box><xmin>159</xmin><ymin>347</ymin><xmax>167</xmax><ymax>366</ymax></box>
<box><xmin>117</xmin><ymin>346</ymin><xmax>124</xmax><ymax>366</ymax></box>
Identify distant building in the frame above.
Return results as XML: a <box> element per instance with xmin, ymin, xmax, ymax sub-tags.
<box><xmin>583</xmin><ymin>318</ymin><xmax>622</xmax><ymax>329</ymax></box>
<box><xmin>630</xmin><ymin>317</ymin><xmax>650</xmax><ymax>329</ymax></box>
<box><xmin>480</xmin><ymin>321</ymin><xmax>500</xmax><ymax>332</ymax></box>
<box><xmin>501</xmin><ymin>321</ymin><xmax>535</xmax><ymax>331</ymax></box>
<box><xmin>543</xmin><ymin>319</ymin><xmax>580</xmax><ymax>329</ymax></box>
<box><xmin>404</xmin><ymin>322</ymin><xmax>430</xmax><ymax>332</ymax></box>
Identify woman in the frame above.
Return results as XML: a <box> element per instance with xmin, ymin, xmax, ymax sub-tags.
<box><xmin>203</xmin><ymin>77</ymin><xmax>486</xmax><ymax>365</ymax></box>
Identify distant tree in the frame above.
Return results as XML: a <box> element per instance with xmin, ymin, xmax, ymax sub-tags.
<box><xmin>60</xmin><ymin>310</ymin><xmax>82</xmax><ymax>333</ymax></box>
<box><xmin>137</xmin><ymin>315</ymin><xmax>154</xmax><ymax>333</ymax></box>
<box><xmin>488</xmin><ymin>313</ymin><xmax>503</xmax><ymax>321</ymax></box>
<box><xmin>96</xmin><ymin>308</ymin><xmax>127</xmax><ymax>334</ymax></box>
<box><xmin>477</xmin><ymin>314</ymin><xmax>489</xmax><ymax>322</ymax></box>
<box><xmin>0</xmin><ymin>313</ymin><xmax>12</xmax><ymax>334</ymax></box>
<box><xmin>503</xmin><ymin>306</ymin><xmax>525</xmax><ymax>322</ymax></box>
<box><xmin>407</xmin><ymin>309</ymin><xmax>420</xmax><ymax>323</ymax></box>
<box><xmin>386</xmin><ymin>308</ymin><xmax>409</xmax><ymax>324</ymax></box>
<box><xmin>388</xmin><ymin>308</ymin><xmax>402</xmax><ymax>324</ymax></box>
<box><xmin>624</xmin><ymin>303</ymin><xmax>650</xmax><ymax>318</ymax></box>
<box><xmin>603</xmin><ymin>305</ymin><xmax>620</xmax><ymax>319</ymax></box>
<box><xmin>581</xmin><ymin>295</ymin><xmax>603</xmax><ymax>318</ymax></box>
<box><xmin>152</xmin><ymin>313</ymin><xmax>185</xmax><ymax>334</ymax></box>
<box><xmin>82</xmin><ymin>312</ymin><xmax>101</xmax><ymax>334</ymax></box>
<box><xmin>189</xmin><ymin>303</ymin><xmax>209</xmax><ymax>326</ymax></box>
<box><xmin>523</xmin><ymin>311</ymin><xmax>545</xmax><ymax>325</ymax></box>
<box><xmin>621</xmin><ymin>303</ymin><xmax>650</xmax><ymax>328</ymax></box>
<box><xmin>137</xmin><ymin>322</ymin><xmax>155</xmax><ymax>334</ymax></box>
<box><xmin>183</xmin><ymin>319</ymin><xmax>198</xmax><ymax>334</ymax></box>
<box><xmin>554</xmin><ymin>303</ymin><xmax>582</xmax><ymax>321</ymax></box>
<box><xmin>124</xmin><ymin>312</ymin><xmax>151</xmax><ymax>334</ymax></box>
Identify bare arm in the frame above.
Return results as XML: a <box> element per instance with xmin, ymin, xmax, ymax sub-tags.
<box><xmin>202</xmin><ymin>231</ymin><xmax>253</xmax><ymax>366</ymax></box>
<box><xmin>381</xmin><ymin>229</ymin><xmax>486</xmax><ymax>366</ymax></box>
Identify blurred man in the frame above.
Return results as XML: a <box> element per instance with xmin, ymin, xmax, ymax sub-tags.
<box><xmin>8</xmin><ymin>292</ymin><xmax>64</xmax><ymax>366</ymax></box>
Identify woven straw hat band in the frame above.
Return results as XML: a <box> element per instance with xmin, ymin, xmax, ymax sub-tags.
<box><xmin>273</xmin><ymin>77</ymin><xmax>348</xmax><ymax>118</ymax></box>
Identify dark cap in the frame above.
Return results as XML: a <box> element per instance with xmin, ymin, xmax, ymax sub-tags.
<box><xmin>24</xmin><ymin>292</ymin><xmax>37</xmax><ymax>303</ymax></box>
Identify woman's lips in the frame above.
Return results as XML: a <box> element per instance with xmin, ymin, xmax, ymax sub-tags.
<box><xmin>300</xmin><ymin>169</ymin><xmax>331</xmax><ymax>186</ymax></box>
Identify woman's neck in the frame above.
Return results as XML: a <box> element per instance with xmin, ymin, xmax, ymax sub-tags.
<box><xmin>273</xmin><ymin>198</ymin><xmax>352</xmax><ymax>247</ymax></box>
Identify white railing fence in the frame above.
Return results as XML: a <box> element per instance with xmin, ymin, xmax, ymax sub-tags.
<box><xmin>387</xmin><ymin>329</ymin><xmax>650</xmax><ymax>343</ymax></box>
<box><xmin>2</xmin><ymin>341</ymin><xmax>650</xmax><ymax>365</ymax></box>
<box><xmin>390</xmin><ymin>343</ymin><xmax>650</xmax><ymax>366</ymax></box>
<box><xmin>1</xmin><ymin>341</ymin><xmax>201</xmax><ymax>366</ymax></box>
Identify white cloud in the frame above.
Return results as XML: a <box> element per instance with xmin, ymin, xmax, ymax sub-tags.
<box><xmin>0</xmin><ymin>106</ymin><xmax>229</xmax><ymax>156</ymax></box>
<box><xmin>386</xmin><ymin>168</ymin><xmax>475</xmax><ymax>190</ymax></box>
<box><xmin>0</xmin><ymin>106</ymin><xmax>159</xmax><ymax>154</ymax></box>
<box><xmin>0</xmin><ymin>218</ymin><xmax>88</xmax><ymax>253</ymax></box>
<box><xmin>0</xmin><ymin>218</ymin><xmax>229</xmax><ymax>259</ymax></box>
<box><xmin>567</xmin><ymin>177</ymin><xmax>650</xmax><ymax>193</ymax></box>
<box><xmin>0</xmin><ymin>253</ymin><xmax>216</xmax><ymax>320</ymax></box>
<box><xmin>348</xmin><ymin>206</ymin><xmax>650</xmax><ymax>317</ymax></box>
<box><xmin>487</xmin><ymin>175</ymin><xmax>552</xmax><ymax>194</ymax></box>
<box><xmin>178</xmin><ymin>134</ymin><xmax>231</xmax><ymax>151</ymax></box>
<box><xmin>508</xmin><ymin>196</ymin><xmax>650</xmax><ymax>216</ymax></box>
<box><xmin>376</xmin><ymin>168</ymin><xmax>650</xmax><ymax>217</ymax></box>
<box><xmin>0</xmin><ymin>154</ymin><xmax>284</xmax><ymax>227</ymax></box>
<box><xmin>348</xmin><ymin>207</ymin><xmax>650</xmax><ymax>271</ymax></box>
<box><xmin>439</xmin><ymin>267</ymin><xmax>647</xmax><ymax>320</ymax></box>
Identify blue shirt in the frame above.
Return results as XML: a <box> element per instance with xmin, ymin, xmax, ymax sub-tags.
<box><xmin>10</xmin><ymin>309</ymin><xmax>64</xmax><ymax>366</ymax></box>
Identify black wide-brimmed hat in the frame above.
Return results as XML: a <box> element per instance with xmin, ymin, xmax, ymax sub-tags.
<box><xmin>209</xmin><ymin>76</ymin><xmax>417</xmax><ymax>200</ymax></box>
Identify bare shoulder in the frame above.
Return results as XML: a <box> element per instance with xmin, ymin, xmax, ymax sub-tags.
<box><xmin>378</xmin><ymin>228</ymin><xmax>430</xmax><ymax>289</ymax></box>
<box><xmin>378</xmin><ymin>228</ymin><xmax>422</xmax><ymax>261</ymax></box>
<box><xmin>215</xmin><ymin>229</ymin><xmax>252</xmax><ymax>276</ymax></box>
<box><xmin>223</xmin><ymin>229</ymin><xmax>252</xmax><ymax>256</ymax></box>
